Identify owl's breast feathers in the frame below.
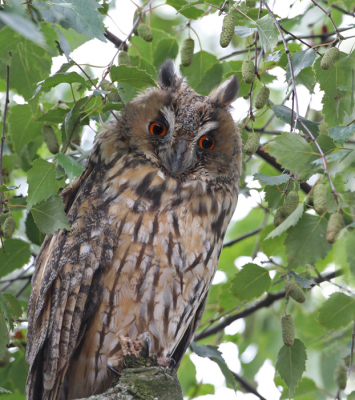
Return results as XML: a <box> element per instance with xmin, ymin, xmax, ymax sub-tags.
<box><xmin>26</xmin><ymin>123</ymin><xmax>242</xmax><ymax>399</ymax></box>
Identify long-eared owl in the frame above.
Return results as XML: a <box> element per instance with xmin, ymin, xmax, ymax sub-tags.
<box><xmin>26</xmin><ymin>60</ymin><xmax>242</xmax><ymax>400</ymax></box>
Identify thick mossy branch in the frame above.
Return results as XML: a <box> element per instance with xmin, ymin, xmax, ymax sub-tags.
<box><xmin>79</xmin><ymin>355</ymin><xmax>183</xmax><ymax>400</ymax></box>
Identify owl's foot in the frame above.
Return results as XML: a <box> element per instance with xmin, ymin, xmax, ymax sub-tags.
<box><xmin>157</xmin><ymin>356</ymin><xmax>176</xmax><ymax>369</ymax></box>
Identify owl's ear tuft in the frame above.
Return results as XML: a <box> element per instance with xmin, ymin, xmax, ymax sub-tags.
<box><xmin>158</xmin><ymin>60</ymin><xmax>183</xmax><ymax>90</ymax></box>
<box><xmin>210</xmin><ymin>75</ymin><xmax>239</xmax><ymax>107</ymax></box>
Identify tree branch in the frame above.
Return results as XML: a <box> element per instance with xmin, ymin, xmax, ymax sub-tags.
<box><xmin>231</xmin><ymin>370</ymin><xmax>267</xmax><ymax>400</ymax></box>
<box><xmin>104</xmin><ymin>29</ymin><xmax>128</xmax><ymax>51</ymax></box>
<box><xmin>0</xmin><ymin>64</ymin><xmax>10</xmax><ymax>252</ymax></box>
<box><xmin>194</xmin><ymin>269</ymin><xmax>341</xmax><ymax>341</ymax></box>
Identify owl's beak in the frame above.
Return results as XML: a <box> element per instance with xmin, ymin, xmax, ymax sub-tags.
<box><xmin>166</xmin><ymin>140</ymin><xmax>188</xmax><ymax>176</ymax></box>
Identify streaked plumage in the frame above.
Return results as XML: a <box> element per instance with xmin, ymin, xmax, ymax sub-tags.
<box><xmin>26</xmin><ymin>61</ymin><xmax>242</xmax><ymax>400</ymax></box>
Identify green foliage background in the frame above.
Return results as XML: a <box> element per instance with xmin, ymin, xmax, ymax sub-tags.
<box><xmin>0</xmin><ymin>0</ymin><xmax>354</xmax><ymax>398</ymax></box>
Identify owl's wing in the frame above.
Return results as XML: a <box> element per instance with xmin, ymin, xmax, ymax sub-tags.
<box><xmin>26</xmin><ymin>145</ymin><xmax>116</xmax><ymax>399</ymax></box>
<box><xmin>171</xmin><ymin>292</ymin><xmax>208</xmax><ymax>368</ymax></box>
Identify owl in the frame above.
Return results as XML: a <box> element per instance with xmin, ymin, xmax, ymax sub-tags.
<box><xmin>26</xmin><ymin>60</ymin><xmax>242</xmax><ymax>400</ymax></box>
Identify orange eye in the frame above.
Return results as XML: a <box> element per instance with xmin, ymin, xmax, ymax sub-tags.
<box><xmin>149</xmin><ymin>122</ymin><xmax>167</xmax><ymax>136</ymax></box>
<box><xmin>199</xmin><ymin>136</ymin><xmax>215</xmax><ymax>150</ymax></box>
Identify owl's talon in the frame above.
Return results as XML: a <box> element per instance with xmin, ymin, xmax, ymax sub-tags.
<box><xmin>168</xmin><ymin>358</ymin><xmax>176</xmax><ymax>369</ymax></box>
<box><xmin>144</xmin><ymin>336</ymin><xmax>151</xmax><ymax>357</ymax></box>
<box><xmin>138</xmin><ymin>332</ymin><xmax>152</xmax><ymax>357</ymax></box>
<box><xmin>157</xmin><ymin>356</ymin><xmax>174</xmax><ymax>368</ymax></box>
<box><xmin>108</xmin><ymin>364</ymin><xmax>121</xmax><ymax>376</ymax></box>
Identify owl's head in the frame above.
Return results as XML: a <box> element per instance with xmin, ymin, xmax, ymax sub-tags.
<box><xmin>120</xmin><ymin>60</ymin><xmax>241</xmax><ymax>182</ymax></box>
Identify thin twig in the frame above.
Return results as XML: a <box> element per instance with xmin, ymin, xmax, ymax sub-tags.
<box><xmin>0</xmin><ymin>65</ymin><xmax>10</xmax><ymax>253</ymax></box>
<box><xmin>331</xmin><ymin>4</ymin><xmax>355</xmax><ymax>17</ymax></box>
<box><xmin>72</xmin><ymin>60</ymin><xmax>98</xmax><ymax>89</ymax></box>
<box><xmin>101</xmin><ymin>0</ymin><xmax>155</xmax><ymax>83</ymax></box>
<box><xmin>231</xmin><ymin>371</ymin><xmax>267</xmax><ymax>400</ymax></box>
<box><xmin>260</xmin><ymin>0</ymin><xmax>299</xmax><ymax>133</ymax></box>
<box><xmin>195</xmin><ymin>270</ymin><xmax>341</xmax><ymax>341</ymax></box>
<box><xmin>223</xmin><ymin>228</ymin><xmax>263</xmax><ymax>248</ymax></box>
<box><xmin>311</xmin><ymin>0</ymin><xmax>342</xmax><ymax>39</ymax></box>
<box><xmin>14</xmin><ymin>277</ymin><xmax>32</xmax><ymax>298</ymax></box>
<box><xmin>218</xmin><ymin>27</ymin><xmax>353</xmax><ymax>61</ymax></box>
<box><xmin>297</xmin><ymin>118</ymin><xmax>339</xmax><ymax>201</ymax></box>
<box><xmin>280</xmin><ymin>26</ymin><xmax>322</xmax><ymax>56</ymax></box>
<box><xmin>0</xmin><ymin>264</ymin><xmax>33</xmax><ymax>292</ymax></box>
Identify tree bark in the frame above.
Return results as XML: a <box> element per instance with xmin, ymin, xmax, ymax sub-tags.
<box><xmin>79</xmin><ymin>355</ymin><xmax>183</xmax><ymax>400</ymax></box>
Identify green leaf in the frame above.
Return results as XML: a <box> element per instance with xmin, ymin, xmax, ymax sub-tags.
<box><xmin>180</xmin><ymin>51</ymin><xmax>218</xmax><ymax>91</ymax></box>
<box><xmin>36</xmin><ymin>107</ymin><xmax>68</xmax><ymax>123</ymax></box>
<box><xmin>254</xmin><ymin>173</ymin><xmax>290</xmax><ymax>186</ymax></box>
<box><xmin>0</xmin><ymin>185</ymin><xmax>19</xmax><ymax>193</ymax></box>
<box><xmin>234</xmin><ymin>26</ymin><xmax>257</xmax><ymax>37</ymax></box>
<box><xmin>35</xmin><ymin>0</ymin><xmax>106</xmax><ymax>42</ymax></box>
<box><xmin>279</xmin><ymin>377</ymin><xmax>320</xmax><ymax>399</ymax></box>
<box><xmin>229</xmin><ymin>263</ymin><xmax>271</xmax><ymax>301</ymax></box>
<box><xmin>285</xmin><ymin>213</ymin><xmax>332</xmax><ymax>268</ymax></box>
<box><xmin>285</xmin><ymin>49</ymin><xmax>316</xmax><ymax>81</ymax></box>
<box><xmin>313</xmin><ymin>52</ymin><xmax>355</xmax><ymax>127</ymax></box>
<box><xmin>153</xmin><ymin>38</ymin><xmax>179</xmax><ymax>67</ymax></box>
<box><xmin>27</xmin><ymin>159</ymin><xmax>64</xmax><ymax>211</ymax></box>
<box><xmin>328</xmin><ymin>125</ymin><xmax>355</xmax><ymax>145</ymax></box>
<box><xmin>195</xmin><ymin>63</ymin><xmax>224</xmax><ymax>96</ymax></box>
<box><xmin>177</xmin><ymin>355</ymin><xmax>197</xmax><ymax>396</ymax></box>
<box><xmin>266</xmin><ymin>132</ymin><xmax>316</xmax><ymax>174</ymax></box>
<box><xmin>0</xmin><ymin>387</ymin><xmax>11</xmax><ymax>394</ymax></box>
<box><xmin>63</xmin><ymin>97</ymin><xmax>88</xmax><ymax>147</ymax></box>
<box><xmin>31</xmin><ymin>195</ymin><xmax>71</xmax><ymax>235</ymax></box>
<box><xmin>110</xmin><ymin>65</ymin><xmax>156</xmax><ymax>89</ymax></box>
<box><xmin>3</xmin><ymin>294</ymin><xmax>22</xmax><ymax>320</ymax></box>
<box><xmin>56</xmin><ymin>26</ymin><xmax>91</xmax><ymax>53</ymax></box>
<box><xmin>191</xmin><ymin>342</ymin><xmax>225</xmax><ymax>362</ymax></box>
<box><xmin>56</xmin><ymin>28</ymin><xmax>71</xmax><ymax>60</ymax></box>
<box><xmin>273</xmin><ymin>105</ymin><xmax>320</xmax><ymax>137</ymax></box>
<box><xmin>265</xmin><ymin>204</ymin><xmax>304</xmax><ymax>239</ymax></box>
<box><xmin>317</xmin><ymin>292</ymin><xmax>355</xmax><ymax>330</ymax></box>
<box><xmin>0</xmin><ymin>314</ymin><xmax>9</xmax><ymax>356</ymax></box>
<box><xmin>0</xmin><ymin>12</ymin><xmax>44</xmax><ymax>46</ymax></box>
<box><xmin>129</xmin><ymin>28</ymin><xmax>171</xmax><ymax>65</ymax></box>
<box><xmin>0</xmin><ymin>239</ymin><xmax>31</xmax><ymax>279</ymax></box>
<box><xmin>276</xmin><ymin>339</ymin><xmax>307</xmax><ymax>397</ymax></box>
<box><xmin>40</xmin><ymin>72</ymin><xmax>86</xmax><ymax>88</ymax></box>
<box><xmin>264</xmin><ymin>183</ymin><xmax>287</xmax><ymax>211</ymax></box>
<box><xmin>101</xmin><ymin>102</ymin><xmax>124</xmax><ymax>113</ymax></box>
<box><xmin>8</xmin><ymin>104</ymin><xmax>42</xmax><ymax>156</ymax></box>
<box><xmin>256</xmin><ymin>14</ymin><xmax>279</xmax><ymax>53</ymax></box>
<box><xmin>25</xmin><ymin>211</ymin><xmax>45</xmax><ymax>246</ymax></box>
<box><xmin>346</xmin><ymin>231</ymin><xmax>355</xmax><ymax>276</ymax></box>
<box><xmin>55</xmin><ymin>154</ymin><xmax>85</xmax><ymax>183</ymax></box>
<box><xmin>0</xmin><ymin>292</ymin><xmax>14</xmax><ymax>331</ymax></box>
<box><xmin>288</xmin><ymin>271</ymin><xmax>314</xmax><ymax>289</ymax></box>
<box><xmin>130</xmin><ymin>56</ymin><xmax>157</xmax><ymax>79</ymax></box>
<box><xmin>166</xmin><ymin>0</ymin><xmax>204</xmax><ymax>18</ymax></box>
<box><xmin>0</xmin><ymin>24</ymin><xmax>58</xmax><ymax>100</ymax></box>
<box><xmin>190</xmin><ymin>343</ymin><xmax>235</xmax><ymax>389</ymax></box>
